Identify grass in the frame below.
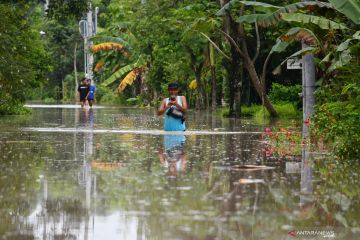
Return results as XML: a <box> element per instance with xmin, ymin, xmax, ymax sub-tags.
<box><xmin>254</xmin><ymin>103</ymin><xmax>299</xmax><ymax>119</ymax></box>
<box><xmin>219</xmin><ymin>102</ymin><xmax>300</xmax><ymax>120</ymax></box>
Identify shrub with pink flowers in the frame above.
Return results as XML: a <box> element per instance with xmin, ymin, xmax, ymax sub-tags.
<box><xmin>261</xmin><ymin>127</ymin><xmax>303</xmax><ymax>159</ymax></box>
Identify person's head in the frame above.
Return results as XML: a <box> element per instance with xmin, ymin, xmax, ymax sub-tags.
<box><xmin>168</xmin><ymin>82</ymin><xmax>179</xmax><ymax>96</ymax></box>
<box><xmin>81</xmin><ymin>77</ymin><xmax>86</xmax><ymax>84</ymax></box>
<box><xmin>86</xmin><ymin>78</ymin><xmax>92</xmax><ymax>85</ymax></box>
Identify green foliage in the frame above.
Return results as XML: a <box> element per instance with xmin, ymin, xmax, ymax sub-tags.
<box><xmin>221</xmin><ymin>103</ymin><xmax>299</xmax><ymax>119</ymax></box>
<box><xmin>0</xmin><ymin>98</ymin><xmax>31</xmax><ymax>115</ymax></box>
<box><xmin>43</xmin><ymin>97</ymin><xmax>56</xmax><ymax>104</ymax></box>
<box><xmin>269</xmin><ymin>83</ymin><xmax>302</xmax><ymax>104</ymax></box>
<box><xmin>219</xmin><ymin>1</ymin><xmax>332</xmax><ymax>27</ymax></box>
<box><xmin>96</xmin><ymin>85</ymin><xmax>126</xmax><ymax>105</ymax></box>
<box><xmin>101</xmin><ymin>56</ymin><xmax>146</xmax><ymax>87</ymax></box>
<box><xmin>241</xmin><ymin>105</ymin><xmax>263</xmax><ymax>117</ymax></box>
<box><xmin>0</xmin><ymin>2</ymin><xmax>50</xmax><ymax>115</ymax></box>
<box><xmin>47</xmin><ymin>0</ymin><xmax>89</xmax><ymax>20</ymax></box>
<box><xmin>280</xmin><ymin>13</ymin><xmax>347</xmax><ymax>30</ymax></box>
<box><xmin>313</xmin><ymin>44</ymin><xmax>360</xmax><ymax>160</ymax></box>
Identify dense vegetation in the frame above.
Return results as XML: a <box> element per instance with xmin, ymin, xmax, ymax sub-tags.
<box><xmin>0</xmin><ymin>0</ymin><xmax>359</xmax><ymax>158</ymax></box>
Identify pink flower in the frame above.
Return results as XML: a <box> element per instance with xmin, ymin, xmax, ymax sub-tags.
<box><xmin>265</xmin><ymin>151</ymin><xmax>271</xmax><ymax>157</ymax></box>
<box><xmin>265</xmin><ymin>128</ymin><xmax>271</xmax><ymax>133</ymax></box>
<box><xmin>304</xmin><ymin>118</ymin><xmax>310</xmax><ymax>126</ymax></box>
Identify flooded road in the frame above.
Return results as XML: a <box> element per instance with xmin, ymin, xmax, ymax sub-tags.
<box><xmin>0</xmin><ymin>105</ymin><xmax>358</xmax><ymax>239</ymax></box>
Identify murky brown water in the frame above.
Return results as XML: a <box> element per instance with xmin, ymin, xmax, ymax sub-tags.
<box><xmin>0</xmin><ymin>105</ymin><xmax>358</xmax><ymax>239</ymax></box>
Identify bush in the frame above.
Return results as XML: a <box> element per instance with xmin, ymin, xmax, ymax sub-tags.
<box><xmin>0</xmin><ymin>94</ymin><xmax>31</xmax><ymax>115</ymax></box>
<box><xmin>313</xmin><ymin>95</ymin><xmax>360</xmax><ymax>160</ymax></box>
<box><xmin>312</xmin><ymin>43</ymin><xmax>360</xmax><ymax>160</ymax></box>
<box><xmin>100</xmin><ymin>91</ymin><xmax>124</xmax><ymax>105</ymax></box>
<box><xmin>269</xmin><ymin>83</ymin><xmax>302</xmax><ymax>105</ymax></box>
<box><xmin>43</xmin><ymin>97</ymin><xmax>56</xmax><ymax>104</ymax></box>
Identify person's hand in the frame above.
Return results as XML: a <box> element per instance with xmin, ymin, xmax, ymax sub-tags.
<box><xmin>172</xmin><ymin>102</ymin><xmax>179</xmax><ymax>108</ymax></box>
<box><xmin>167</xmin><ymin>101</ymin><xmax>176</xmax><ymax>108</ymax></box>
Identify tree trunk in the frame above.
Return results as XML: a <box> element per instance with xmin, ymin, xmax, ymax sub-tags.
<box><xmin>220</xmin><ymin>0</ymin><xmax>243</xmax><ymax>117</ymax></box>
<box><xmin>234</xmin><ymin>61</ymin><xmax>243</xmax><ymax>118</ymax></box>
<box><xmin>209</xmin><ymin>44</ymin><xmax>217</xmax><ymax>111</ymax></box>
<box><xmin>74</xmin><ymin>42</ymin><xmax>78</xmax><ymax>101</ymax></box>
<box><xmin>237</xmin><ymin>16</ymin><xmax>278</xmax><ymax>117</ymax></box>
<box><xmin>195</xmin><ymin>70</ymin><xmax>204</xmax><ymax>109</ymax></box>
<box><xmin>243</xmin><ymin>58</ymin><xmax>278</xmax><ymax>117</ymax></box>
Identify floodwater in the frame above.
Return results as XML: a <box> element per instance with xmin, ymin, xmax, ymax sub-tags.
<box><xmin>0</xmin><ymin>105</ymin><xmax>358</xmax><ymax>240</ymax></box>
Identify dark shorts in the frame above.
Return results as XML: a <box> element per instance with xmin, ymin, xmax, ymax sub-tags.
<box><xmin>87</xmin><ymin>98</ymin><xmax>94</xmax><ymax>101</ymax></box>
<box><xmin>80</xmin><ymin>97</ymin><xmax>87</xmax><ymax>102</ymax></box>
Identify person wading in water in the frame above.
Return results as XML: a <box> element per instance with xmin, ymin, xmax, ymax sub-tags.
<box><xmin>157</xmin><ymin>83</ymin><xmax>187</xmax><ymax>131</ymax></box>
<box><xmin>85</xmin><ymin>78</ymin><xmax>96</xmax><ymax>108</ymax></box>
<box><xmin>78</xmin><ymin>78</ymin><xmax>89</xmax><ymax>108</ymax></box>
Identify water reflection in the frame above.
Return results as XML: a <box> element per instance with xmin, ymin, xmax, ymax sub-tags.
<box><xmin>0</xmin><ymin>107</ymin><xmax>359</xmax><ymax>239</ymax></box>
<box><xmin>159</xmin><ymin>135</ymin><xmax>187</xmax><ymax>178</ymax></box>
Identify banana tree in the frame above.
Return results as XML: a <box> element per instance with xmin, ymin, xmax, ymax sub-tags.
<box><xmin>217</xmin><ymin>0</ymin><xmax>360</xmax><ymax>117</ymax></box>
<box><xmin>234</xmin><ymin>0</ymin><xmax>359</xmax><ymax>74</ymax></box>
<box><xmin>91</xmin><ymin>22</ymin><xmax>148</xmax><ymax>93</ymax></box>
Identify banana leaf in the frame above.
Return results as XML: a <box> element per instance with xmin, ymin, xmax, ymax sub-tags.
<box><xmin>280</xmin><ymin>13</ymin><xmax>348</xmax><ymax>30</ymax></box>
<box><xmin>329</xmin><ymin>0</ymin><xmax>360</xmax><ymax>24</ymax></box>
<box><xmin>231</xmin><ymin>1</ymin><xmax>332</xmax><ymax>27</ymax></box>
<box><xmin>101</xmin><ymin>56</ymin><xmax>147</xmax><ymax>87</ymax></box>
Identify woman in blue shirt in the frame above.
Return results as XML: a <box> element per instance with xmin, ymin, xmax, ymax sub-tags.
<box><xmin>157</xmin><ymin>83</ymin><xmax>187</xmax><ymax>131</ymax></box>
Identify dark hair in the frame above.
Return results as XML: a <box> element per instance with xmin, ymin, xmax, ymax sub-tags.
<box><xmin>168</xmin><ymin>82</ymin><xmax>179</xmax><ymax>90</ymax></box>
<box><xmin>81</xmin><ymin>77</ymin><xmax>86</xmax><ymax>82</ymax></box>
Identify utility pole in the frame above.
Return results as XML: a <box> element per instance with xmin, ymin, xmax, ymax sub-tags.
<box><xmin>79</xmin><ymin>5</ymin><xmax>99</xmax><ymax>83</ymax></box>
<box><xmin>301</xmin><ymin>0</ymin><xmax>315</xmax><ymax>209</ymax></box>
<box><xmin>302</xmin><ymin>0</ymin><xmax>316</xmax><ymax>137</ymax></box>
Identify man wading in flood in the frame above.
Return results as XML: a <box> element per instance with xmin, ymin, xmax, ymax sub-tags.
<box><xmin>157</xmin><ymin>83</ymin><xmax>187</xmax><ymax>131</ymax></box>
<box><xmin>77</xmin><ymin>78</ymin><xmax>89</xmax><ymax>108</ymax></box>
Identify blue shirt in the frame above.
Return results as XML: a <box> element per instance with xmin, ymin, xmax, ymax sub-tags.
<box><xmin>88</xmin><ymin>85</ymin><xmax>96</xmax><ymax>100</ymax></box>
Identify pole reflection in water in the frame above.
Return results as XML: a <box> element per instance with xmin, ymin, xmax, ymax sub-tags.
<box><xmin>300</xmin><ymin>144</ymin><xmax>313</xmax><ymax>208</ymax></box>
<box><xmin>159</xmin><ymin>135</ymin><xmax>187</xmax><ymax>179</ymax></box>
<box><xmin>77</xmin><ymin>108</ymin><xmax>96</xmax><ymax>240</ymax></box>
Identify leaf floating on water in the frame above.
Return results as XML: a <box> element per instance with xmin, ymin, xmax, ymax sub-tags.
<box><xmin>237</xmin><ymin>179</ymin><xmax>265</xmax><ymax>184</ymax></box>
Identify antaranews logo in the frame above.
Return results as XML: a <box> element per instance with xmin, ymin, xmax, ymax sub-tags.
<box><xmin>287</xmin><ymin>229</ymin><xmax>336</xmax><ymax>238</ymax></box>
